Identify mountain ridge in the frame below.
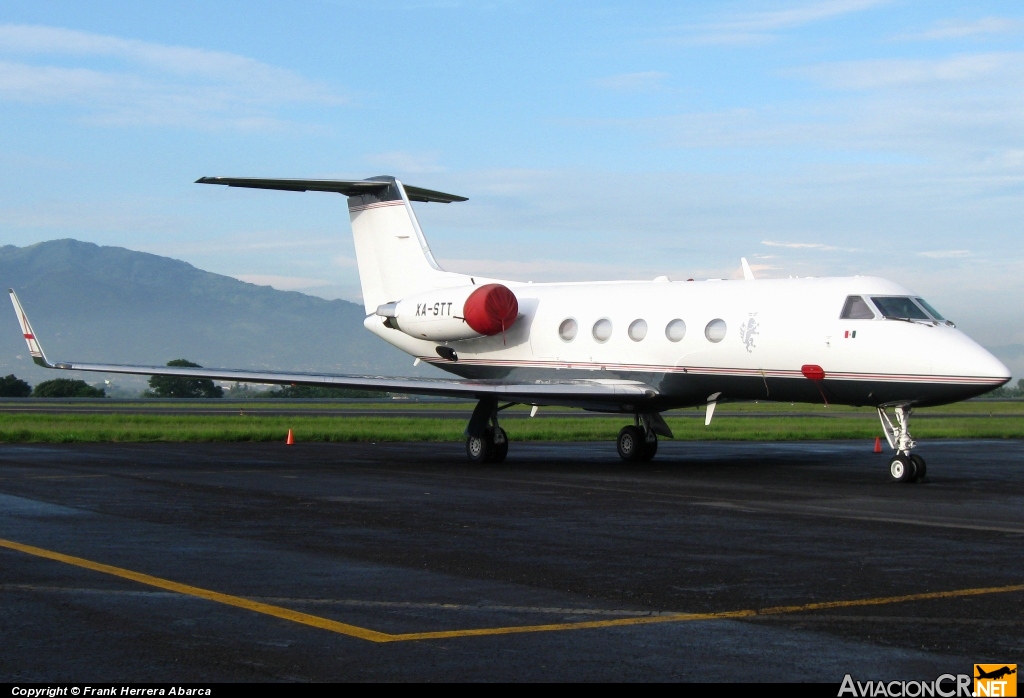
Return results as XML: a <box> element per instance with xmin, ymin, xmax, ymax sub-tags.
<box><xmin>0</xmin><ymin>239</ymin><xmax>421</xmax><ymax>387</ymax></box>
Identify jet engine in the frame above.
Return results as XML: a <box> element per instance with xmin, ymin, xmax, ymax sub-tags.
<box><xmin>376</xmin><ymin>283</ymin><xmax>518</xmax><ymax>342</ymax></box>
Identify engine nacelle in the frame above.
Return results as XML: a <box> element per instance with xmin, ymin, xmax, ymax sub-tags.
<box><xmin>376</xmin><ymin>283</ymin><xmax>518</xmax><ymax>342</ymax></box>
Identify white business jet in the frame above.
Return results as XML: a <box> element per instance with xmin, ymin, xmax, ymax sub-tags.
<box><xmin>9</xmin><ymin>176</ymin><xmax>1010</xmax><ymax>482</ymax></box>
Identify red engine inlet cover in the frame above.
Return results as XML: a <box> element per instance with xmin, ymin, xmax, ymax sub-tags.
<box><xmin>463</xmin><ymin>284</ymin><xmax>519</xmax><ymax>336</ymax></box>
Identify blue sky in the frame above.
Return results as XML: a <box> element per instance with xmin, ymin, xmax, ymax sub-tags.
<box><xmin>1</xmin><ymin>1</ymin><xmax>1023</xmax><ymax>374</ymax></box>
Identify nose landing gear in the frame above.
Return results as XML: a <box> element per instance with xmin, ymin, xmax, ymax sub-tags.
<box><xmin>879</xmin><ymin>405</ymin><xmax>927</xmax><ymax>483</ymax></box>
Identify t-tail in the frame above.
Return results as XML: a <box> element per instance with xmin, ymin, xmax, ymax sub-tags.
<box><xmin>195</xmin><ymin>175</ymin><xmax>469</xmax><ymax>312</ymax></box>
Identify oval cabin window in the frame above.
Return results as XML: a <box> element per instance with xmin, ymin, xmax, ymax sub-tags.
<box><xmin>592</xmin><ymin>318</ymin><xmax>612</xmax><ymax>343</ymax></box>
<box><xmin>705</xmin><ymin>319</ymin><xmax>727</xmax><ymax>343</ymax></box>
<box><xmin>665</xmin><ymin>319</ymin><xmax>686</xmax><ymax>342</ymax></box>
<box><xmin>558</xmin><ymin>318</ymin><xmax>578</xmax><ymax>342</ymax></box>
<box><xmin>628</xmin><ymin>319</ymin><xmax>648</xmax><ymax>342</ymax></box>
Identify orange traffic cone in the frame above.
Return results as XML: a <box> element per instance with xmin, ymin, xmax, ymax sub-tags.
<box><xmin>286</xmin><ymin>429</ymin><xmax>295</xmax><ymax>445</ymax></box>
<box><xmin>873</xmin><ymin>437</ymin><xmax>882</xmax><ymax>453</ymax></box>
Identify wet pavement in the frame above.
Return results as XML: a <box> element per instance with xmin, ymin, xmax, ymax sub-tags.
<box><xmin>0</xmin><ymin>439</ymin><xmax>1021</xmax><ymax>681</ymax></box>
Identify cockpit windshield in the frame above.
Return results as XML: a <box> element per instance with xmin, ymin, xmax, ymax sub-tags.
<box><xmin>914</xmin><ymin>298</ymin><xmax>946</xmax><ymax>322</ymax></box>
<box><xmin>840</xmin><ymin>295</ymin><xmax>875</xmax><ymax>319</ymax></box>
<box><xmin>870</xmin><ymin>296</ymin><xmax>930</xmax><ymax>321</ymax></box>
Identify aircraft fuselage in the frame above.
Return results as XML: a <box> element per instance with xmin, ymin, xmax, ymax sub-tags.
<box><xmin>366</xmin><ymin>274</ymin><xmax>1008</xmax><ymax>411</ymax></box>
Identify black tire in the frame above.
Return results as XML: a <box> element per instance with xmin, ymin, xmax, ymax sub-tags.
<box><xmin>639</xmin><ymin>434</ymin><xmax>658</xmax><ymax>461</ymax></box>
<box><xmin>491</xmin><ymin>427</ymin><xmax>509</xmax><ymax>464</ymax></box>
<box><xmin>466</xmin><ymin>429</ymin><xmax>493</xmax><ymax>464</ymax></box>
<box><xmin>910</xmin><ymin>454</ymin><xmax>926</xmax><ymax>482</ymax></box>
<box><xmin>889</xmin><ymin>454</ymin><xmax>916</xmax><ymax>483</ymax></box>
<box><xmin>617</xmin><ymin>426</ymin><xmax>645</xmax><ymax>462</ymax></box>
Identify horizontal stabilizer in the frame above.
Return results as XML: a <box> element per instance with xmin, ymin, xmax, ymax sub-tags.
<box><xmin>196</xmin><ymin>177</ymin><xmax>467</xmax><ymax>203</ymax></box>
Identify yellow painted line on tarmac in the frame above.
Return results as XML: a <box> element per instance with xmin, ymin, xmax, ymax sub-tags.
<box><xmin>1</xmin><ymin>536</ymin><xmax>1021</xmax><ymax>644</ymax></box>
<box><xmin>757</xmin><ymin>584</ymin><xmax>1024</xmax><ymax>616</ymax></box>
<box><xmin>388</xmin><ymin>583</ymin><xmax>1024</xmax><ymax>641</ymax></box>
<box><xmin>0</xmin><ymin>537</ymin><xmax>392</xmax><ymax>643</ymax></box>
<box><xmin>385</xmin><ymin>609</ymin><xmax>758</xmax><ymax>641</ymax></box>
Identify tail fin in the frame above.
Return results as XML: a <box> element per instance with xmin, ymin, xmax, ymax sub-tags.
<box><xmin>196</xmin><ymin>175</ymin><xmax>467</xmax><ymax>312</ymax></box>
<box><xmin>347</xmin><ymin>177</ymin><xmax>465</xmax><ymax>312</ymax></box>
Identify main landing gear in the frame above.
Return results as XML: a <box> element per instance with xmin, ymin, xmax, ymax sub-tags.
<box><xmin>616</xmin><ymin>413</ymin><xmax>672</xmax><ymax>463</ymax></box>
<box><xmin>878</xmin><ymin>405</ymin><xmax>927</xmax><ymax>484</ymax></box>
<box><xmin>462</xmin><ymin>401</ymin><xmax>674</xmax><ymax>465</ymax></box>
<box><xmin>465</xmin><ymin>398</ymin><xmax>509</xmax><ymax>464</ymax></box>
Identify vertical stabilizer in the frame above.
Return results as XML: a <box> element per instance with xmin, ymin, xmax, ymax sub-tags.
<box><xmin>348</xmin><ymin>177</ymin><xmax>460</xmax><ymax>312</ymax></box>
<box><xmin>195</xmin><ymin>175</ymin><xmax>468</xmax><ymax>313</ymax></box>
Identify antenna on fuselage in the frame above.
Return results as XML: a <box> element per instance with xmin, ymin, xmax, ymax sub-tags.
<box><xmin>741</xmin><ymin>258</ymin><xmax>755</xmax><ymax>281</ymax></box>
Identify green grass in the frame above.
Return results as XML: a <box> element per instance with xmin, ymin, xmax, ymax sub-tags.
<box><xmin>0</xmin><ymin>412</ymin><xmax>1020</xmax><ymax>443</ymax></box>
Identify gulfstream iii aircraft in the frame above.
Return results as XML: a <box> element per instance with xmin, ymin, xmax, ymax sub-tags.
<box><xmin>9</xmin><ymin>176</ymin><xmax>1011</xmax><ymax>482</ymax></box>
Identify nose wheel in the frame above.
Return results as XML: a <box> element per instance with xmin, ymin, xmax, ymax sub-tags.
<box><xmin>879</xmin><ymin>405</ymin><xmax>927</xmax><ymax>483</ymax></box>
<box><xmin>888</xmin><ymin>454</ymin><xmax>927</xmax><ymax>483</ymax></box>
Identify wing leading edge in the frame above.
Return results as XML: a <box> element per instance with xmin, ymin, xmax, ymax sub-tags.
<box><xmin>8</xmin><ymin>290</ymin><xmax>656</xmax><ymax>405</ymax></box>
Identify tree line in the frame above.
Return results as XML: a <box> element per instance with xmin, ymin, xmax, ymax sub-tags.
<box><xmin>0</xmin><ymin>359</ymin><xmax>383</xmax><ymax>399</ymax></box>
<box><xmin>0</xmin><ymin>374</ymin><xmax>105</xmax><ymax>397</ymax></box>
<box><xmin>986</xmin><ymin>378</ymin><xmax>1024</xmax><ymax>398</ymax></box>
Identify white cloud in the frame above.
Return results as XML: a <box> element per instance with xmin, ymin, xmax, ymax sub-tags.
<box><xmin>896</xmin><ymin>17</ymin><xmax>1023</xmax><ymax>41</ymax></box>
<box><xmin>917</xmin><ymin>249</ymin><xmax>971</xmax><ymax>258</ymax></box>
<box><xmin>439</xmin><ymin>256</ymin><xmax>750</xmax><ymax>284</ymax></box>
<box><xmin>762</xmin><ymin>240</ymin><xmax>839</xmax><ymax>250</ymax></box>
<box><xmin>732</xmin><ymin>0</ymin><xmax>889</xmax><ymax>30</ymax></box>
<box><xmin>363</xmin><ymin>151</ymin><xmax>446</xmax><ymax>174</ymax></box>
<box><xmin>441</xmin><ymin>257</ymin><xmax>634</xmax><ymax>281</ymax></box>
<box><xmin>796</xmin><ymin>52</ymin><xmax>1021</xmax><ymax>90</ymax></box>
<box><xmin>584</xmin><ymin>50</ymin><xmax>1024</xmax><ymax>168</ymax></box>
<box><xmin>233</xmin><ymin>274</ymin><xmax>335</xmax><ymax>291</ymax></box>
<box><xmin>665</xmin><ymin>0</ymin><xmax>891</xmax><ymax>45</ymax></box>
<box><xmin>592</xmin><ymin>71</ymin><xmax>669</xmax><ymax>92</ymax></box>
<box><xmin>136</xmin><ymin>237</ymin><xmax>341</xmax><ymax>256</ymax></box>
<box><xmin>0</xmin><ymin>24</ymin><xmax>344</xmax><ymax>128</ymax></box>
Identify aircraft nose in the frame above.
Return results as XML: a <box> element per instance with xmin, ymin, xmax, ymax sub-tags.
<box><xmin>972</xmin><ymin>344</ymin><xmax>1011</xmax><ymax>383</ymax></box>
<box><xmin>928</xmin><ymin>330</ymin><xmax>1010</xmax><ymax>390</ymax></box>
<box><xmin>954</xmin><ymin>335</ymin><xmax>1010</xmax><ymax>385</ymax></box>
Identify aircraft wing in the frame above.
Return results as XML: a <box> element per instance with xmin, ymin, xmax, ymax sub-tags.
<box><xmin>9</xmin><ymin>290</ymin><xmax>655</xmax><ymax>404</ymax></box>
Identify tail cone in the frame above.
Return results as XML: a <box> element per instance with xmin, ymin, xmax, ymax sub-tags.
<box><xmin>286</xmin><ymin>429</ymin><xmax>295</xmax><ymax>446</ymax></box>
<box><xmin>873</xmin><ymin>436</ymin><xmax>882</xmax><ymax>453</ymax></box>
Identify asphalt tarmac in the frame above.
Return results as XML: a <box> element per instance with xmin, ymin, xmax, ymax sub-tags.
<box><xmin>0</xmin><ymin>439</ymin><xmax>1021</xmax><ymax>682</ymax></box>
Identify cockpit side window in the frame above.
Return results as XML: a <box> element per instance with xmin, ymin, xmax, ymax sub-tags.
<box><xmin>915</xmin><ymin>297</ymin><xmax>946</xmax><ymax>322</ymax></box>
<box><xmin>840</xmin><ymin>295</ymin><xmax>875</xmax><ymax>319</ymax></box>
<box><xmin>871</xmin><ymin>296</ymin><xmax>930</xmax><ymax>320</ymax></box>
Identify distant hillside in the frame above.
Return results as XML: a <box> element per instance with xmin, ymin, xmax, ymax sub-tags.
<box><xmin>0</xmin><ymin>240</ymin><xmax>422</xmax><ymax>388</ymax></box>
